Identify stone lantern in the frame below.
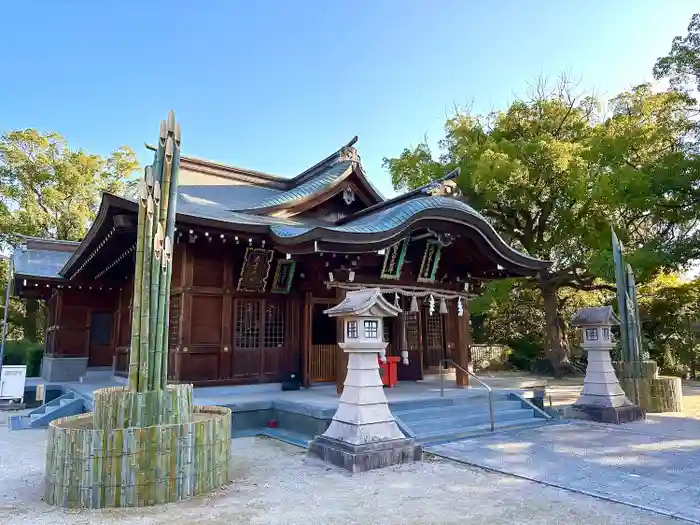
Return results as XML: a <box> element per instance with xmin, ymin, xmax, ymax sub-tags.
<box><xmin>308</xmin><ymin>288</ymin><xmax>422</xmax><ymax>472</ymax></box>
<box><xmin>571</xmin><ymin>306</ymin><xmax>645</xmax><ymax>423</ymax></box>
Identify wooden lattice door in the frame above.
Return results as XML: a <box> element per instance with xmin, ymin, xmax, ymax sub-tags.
<box><xmin>232</xmin><ymin>298</ymin><xmax>263</xmax><ymax>379</ymax></box>
<box><xmin>397</xmin><ymin>310</ymin><xmax>423</xmax><ymax>381</ymax></box>
<box><xmin>232</xmin><ymin>298</ymin><xmax>288</xmax><ymax>380</ymax></box>
<box><xmin>262</xmin><ymin>299</ymin><xmax>285</xmax><ymax>378</ymax></box>
<box><xmin>423</xmin><ymin>310</ymin><xmax>445</xmax><ymax>370</ymax></box>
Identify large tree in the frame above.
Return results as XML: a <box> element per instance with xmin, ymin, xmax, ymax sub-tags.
<box><xmin>654</xmin><ymin>13</ymin><xmax>700</xmax><ymax>92</ymax></box>
<box><xmin>384</xmin><ymin>79</ymin><xmax>700</xmax><ymax>375</ymax></box>
<box><xmin>0</xmin><ymin>129</ymin><xmax>139</xmax><ymax>341</ymax></box>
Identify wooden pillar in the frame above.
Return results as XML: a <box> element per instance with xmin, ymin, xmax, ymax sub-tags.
<box><xmin>302</xmin><ymin>291</ymin><xmax>312</xmax><ymax>388</ymax></box>
<box><xmin>335</xmin><ymin>288</ymin><xmax>347</xmax><ymax>395</ymax></box>
<box><xmin>453</xmin><ymin>300</ymin><xmax>472</xmax><ymax>387</ymax></box>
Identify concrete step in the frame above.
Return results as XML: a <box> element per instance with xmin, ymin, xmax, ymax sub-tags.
<box><xmin>421</xmin><ymin>418</ymin><xmax>551</xmax><ymax>446</ymax></box>
<box><xmin>8</xmin><ymin>392</ymin><xmax>84</xmax><ymax>430</ymax></box>
<box><xmin>451</xmin><ymin>393</ymin><xmax>513</xmax><ymax>405</ymax></box>
<box><xmin>404</xmin><ymin>408</ymin><xmax>536</xmax><ymax>436</ymax></box>
<box><xmin>394</xmin><ymin>400</ymin><xmax>524</xmax><ymax>421</ymax></box>
<box><xmin>388</xmin><ymin>398</ymin><xmax>455</xmax><ymax>412</ymax></box>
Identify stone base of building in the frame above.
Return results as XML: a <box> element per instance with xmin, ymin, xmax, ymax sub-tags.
<box><xmin>308</xmin><ymin>435</ymin><xmax>422</xmax><ymax>473</ymax></box>
<box><xmin>571</xmin><ymin>403</ymin><xmax>646</xmax><ymax>424</ymax></box>
<box><xmin>41</xmin><ymin>356</ymin><xmax>88</xmax><ymax>382</ymax></box>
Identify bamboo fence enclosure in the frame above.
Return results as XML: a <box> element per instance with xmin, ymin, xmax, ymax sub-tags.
<box><xmin>44</xmin><ymin>112</ymin><xmax>232</xmax><ymax>508</ymax></box>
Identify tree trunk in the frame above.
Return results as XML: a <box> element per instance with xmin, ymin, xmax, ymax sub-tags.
<box><xmin>23</xmin><ymin>298</ymin><xmax>39</xmax><ymax>342</ymax></box>
<box><xmin>540</xmin><ymin>280</ymin><xmax>570</xmax><ymax>377</ymax></box>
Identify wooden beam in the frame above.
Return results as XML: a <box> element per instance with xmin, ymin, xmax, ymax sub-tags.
<box><xmin>302</xmin><ymin>291</ymin><xmax>312</xmax><ymax>388</ymax></box>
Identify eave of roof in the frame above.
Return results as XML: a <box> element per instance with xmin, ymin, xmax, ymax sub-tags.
<box><xmin>12</xmin><ymin>243</ymin><xmax>76</xmax><ymax>280</ymax></box>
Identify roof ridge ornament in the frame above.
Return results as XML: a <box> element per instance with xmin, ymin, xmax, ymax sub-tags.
<box><xmin>338</xmin><ymin>144</ymin><xmax>358</xmax><ymax>163</ymax></box>
<box><xmin>419</xmin><ymin>167</ymin><xmax>462</xmax><ymax>197</ymax></box>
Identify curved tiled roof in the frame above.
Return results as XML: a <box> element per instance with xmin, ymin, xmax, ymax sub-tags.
<box><xmin>237</xmin><ymin>160</ymin><xmax>353</xmax><ymax>211</ymax></box>
<box><xmin>268</xmin><ymin>194</ymin><xmax>547</xmax><ymax>269</ymax></box>
<box><xmin>270</xmin><ymin>195</ymin><xmax>482</xmax><ymax>237</ymax></box>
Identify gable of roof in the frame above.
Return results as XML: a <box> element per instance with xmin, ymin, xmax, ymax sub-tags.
<box><xmin>149</xmin><ymin>137</ymin><xmax>383</xmax><ymax>218</ymax></box>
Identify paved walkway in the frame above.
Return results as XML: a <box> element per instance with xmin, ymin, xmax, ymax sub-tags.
<box><xmin>428</xmin><ymin>416</ymin><xmax>700</xmax><ymax>523</ymax></box>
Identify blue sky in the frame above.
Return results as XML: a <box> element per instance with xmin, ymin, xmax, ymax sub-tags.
<box><xmin>1</xmin><ymin>2</ymin><xmax>696</xmax><ymax>198</ymax></box>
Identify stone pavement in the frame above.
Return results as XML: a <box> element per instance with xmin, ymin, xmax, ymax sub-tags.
<box><xmin>428</xmin><ymin>417</ymin><xmax>700</xmax><ymax>523</ymax></box>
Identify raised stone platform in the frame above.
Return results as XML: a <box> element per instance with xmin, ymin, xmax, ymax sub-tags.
<box><xmin>308</xmin><ymin>435</ymin><xmax>422</xmax><ymax>473</ymax></box>
<box><xmin>569</xmin><ymin>403</ymin><xmax>646</xmax><ymax>424</ymax></box>
<box><xmin>40</xmin><ymin>356</ymin><xmax>88</xmax><ymax>382</ymax></box>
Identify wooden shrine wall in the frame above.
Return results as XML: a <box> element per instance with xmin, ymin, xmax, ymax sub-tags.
<box><xmin>166</xmin><ymin>241</ymin><xmax>301</xmax><ymax>386</ymax></box>
<box><xmin>45</xmin><ymin>287</ymin><xmax>119</xmax><ymax>367</ymax></box>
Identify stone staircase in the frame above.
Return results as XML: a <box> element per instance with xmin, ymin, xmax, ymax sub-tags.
<box><xmin>392</xmin><ymin>392</ymin><xmax>551</xmax><ymax>446</ymax></box>
<box><xmin>9</xmin><ymin>391</ymin><xmax>85</xmax><ymax>430</ymax></box>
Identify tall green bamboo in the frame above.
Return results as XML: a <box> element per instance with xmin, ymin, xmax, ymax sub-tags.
<box><xmin>159</xmin><ymin>117</ymin><xmax>181</xmax><ymax>389</ymax></box>
<box><xmin>148</xmin><ymin>222</ymin><xmax>164</xmax><ymax>390</ymax></box>
<box><xmin>137</xmin><ymin>193</ymin><xmax>155</xmax><ymax>392</ymax></box>
<box><xmin>152</xmin><ymin>135</ymin><xmax>174</xmax><ymax>389</ymax></box>
<box><xmin>127</xmin><ymin>177</ymin><xmax>149</xmax><ymax>391</ymax></box>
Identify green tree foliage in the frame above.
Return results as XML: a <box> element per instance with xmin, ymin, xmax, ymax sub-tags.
<box><xmin>0</xmin><ymin>130</ymin><xmax>138</xmax><ymax>246</ymax></box>
<box><xmin>638</xmin><ymin>273</ymin><xmax>700</xmax><ymax>377</ymax></box>
<box><xmin>0</xmin><ymin>129</ymin><xmax>139</xmax><ymax>340</ymax></box>
<box><xmin>384</xmin><ymin>78</ymin><xmax>700</xmax><ymax>375</ymax></box>
<box><xmin>654</xmin><ymin>13</ymin><xmax>700</xmax><ymax>92</ymax></box>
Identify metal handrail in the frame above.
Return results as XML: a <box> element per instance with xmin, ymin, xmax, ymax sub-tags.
<box><xmin>439</xmin><ymin>358</ymin><xmax>494</xmax><ymax>432</ymax></box>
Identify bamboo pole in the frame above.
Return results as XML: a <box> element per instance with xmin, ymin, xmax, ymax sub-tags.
<box><xmin>154</xmin><ymin>236</ymin><xmax>170</xmax><ymax>391</ymax></box>
<box><xmin>160</xmin><ymin>119</ymin><xmax>180</xmax><ymax>389</ymax></box>
<box><xmin>148</xmin><ymin>181</ymin><xmax>163</xmax><ymax>390</ymax></box>
<box><xmin>127</xmin><ymin>176</ymin><xmax>149</xmax><ymax>391</ymax></box>
<box><xmin>149</xmin><ymin>222</ymin><xmax>164</xmax><ymax>390</ymax></box>
<box><xmin>138</xmin><ymin>194</ymin><xmax>155</xmax><ymax>392</ymax></box>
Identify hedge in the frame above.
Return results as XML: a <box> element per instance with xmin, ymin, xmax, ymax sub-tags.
<box><xmin>2</xmin><ymin>340</ymin><xmax>43</xmax><ymax>376</ymax></box>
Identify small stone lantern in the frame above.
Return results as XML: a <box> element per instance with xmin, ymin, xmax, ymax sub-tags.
<box><xmin>308</xmin><ymin>288</ymin><xmax>422</xmax><ymax>472</ymax></box>
<box><xmin>571</xmin><ymin>306</ymin><xmax>645</xmax><ymax>423</ymax></box>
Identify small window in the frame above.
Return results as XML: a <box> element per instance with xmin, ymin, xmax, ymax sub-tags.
<box><xmin>585</xmin><ymin>328</ymin><xmax>599</xmax><ymax>341</ymax></box>
<box><xmin>364</xmin><ymin>320</ymin><xmax>379</xmax><ymax>339</ymax></box>
<box><xmin>346</xmin><ymin>320</ymin><xmax>358</xmax><ymax>339</ymax></box>
<box><xmin>602</xmin><ymin>327</ymin><xmax>610</xmax><ymax>340</ymax></box>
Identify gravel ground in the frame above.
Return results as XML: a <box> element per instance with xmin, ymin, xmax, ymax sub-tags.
<box><xmin>0</xmin><ymin>425</ymin><xmax>687</xmax><ymax>525</ymax></box>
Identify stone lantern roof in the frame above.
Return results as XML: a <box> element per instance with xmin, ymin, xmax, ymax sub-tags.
<box><xmin>570</xmin><ymin>306</ymin><xmax>620</xmax><ymax>327</ymax></box>
<box><xmin>323</xmin><ymin>288</ymin><xmax>401</xmax><ymax>318</ymax></box>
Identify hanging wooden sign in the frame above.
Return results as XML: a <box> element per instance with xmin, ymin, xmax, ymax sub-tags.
<box><xmin>417</xmin><ymin>240</ymin><xmax>442</xmax><ymax>283</ymax></box>
<box><xmin>237</xmin><ymin>248</ymin><xmax>274</xmax><ymax>292</ymax></box>
<box><xmin>271</xmin><ymin>259</ymin><xmax>296</xmax><ymax>294</ymax></box>
<box><xmin>380</xmin><ymin>238</ymin><xmax>408</xmax><ymax>280</ymax></box>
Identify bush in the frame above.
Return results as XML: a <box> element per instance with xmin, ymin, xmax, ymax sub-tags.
<box><xmin>2</xmin><ymin>340</ymin><xmax>43</xmax><ymax>377</ymax></box>
<box><xmin>507</xmin><ymin>339</ymin><xmax>544</xmax><ymax>371</ymax></box>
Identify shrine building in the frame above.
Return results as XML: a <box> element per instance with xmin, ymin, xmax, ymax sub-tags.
<box><xmin>11</xmin><ymin>137</ymin><xmax>549</xmax><ymax>391</ymax></box>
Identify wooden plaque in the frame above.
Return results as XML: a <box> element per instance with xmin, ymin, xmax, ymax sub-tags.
<box><xmin>417</xmin><ymin>240</ymin><xmax>442</xmax><ymax>283</ymax></box>
<box><xmin>271</xmin><ymin>259</ymin><xmax>296</xmax><ymax>294</ymax></box>
<box><xmin>237</xmin><ymin>248</ymin><xmax>274</xmax><ymax>292</ymax></box>
<box><xmin>380</xmin><ymin>238</ymin><xmax>408</xmax><ymax>280</ymax></box>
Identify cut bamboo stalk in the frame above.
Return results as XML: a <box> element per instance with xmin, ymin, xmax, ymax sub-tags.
<box><xmin>138</xmin><ymin>195</ymin><xmax>155</xmax><ymax>392</ymax></box>
<box><xmin>128</xmin><ymin>177</ymin><xmax>150</xmax><ymax>391</ymax></box>
<box><xmin>160</xmin><ymin>128</ymin><xmax>180</xmax><ymax>388</ymax></box>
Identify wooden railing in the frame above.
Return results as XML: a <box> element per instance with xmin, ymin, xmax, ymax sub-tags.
<box><xmin>310</xmin><ymin>344</ymin><xmax>337</xmax><ymax>383</ymax></box>
<box><xmin>471</xmin><ymin>344</ymin><xmax>509</xmax><ymax>369</ymax></box>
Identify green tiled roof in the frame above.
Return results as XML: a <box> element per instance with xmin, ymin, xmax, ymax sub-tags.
<box><xmin>241</xmin><ymin>160</ymin><xmax>353</xmax><ymax>210</ymax></box>
<box><xmin>269</xmin><ymin>195</ymin><xmax>483</xmax><ymax>237</ymax></box>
